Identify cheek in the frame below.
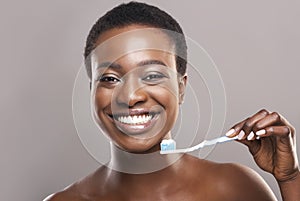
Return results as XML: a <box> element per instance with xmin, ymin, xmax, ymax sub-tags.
<box><xmin>148</xmin><ymin>86</ymin><xmax>179</xmax><ymax>127</ymax></box>
<box><xmin>149</xmin><ymin>86</ymin><xmax>179</xmax><ymax>107</ymax></box>
<box><xmin>94</xmin><ymin>87</ymin><xmax>113</xmax><ymax>110</ymax></box>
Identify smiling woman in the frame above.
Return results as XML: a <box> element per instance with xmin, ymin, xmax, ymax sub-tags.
<box><xmin>44</xmin><ymin>2</ymin><xmax>300</xmax><ymax>201</ymax></box>
<box><xmin>90</xmin><ymin>26</ymin><xmax>181</xmax><ymax>153</ymax></box>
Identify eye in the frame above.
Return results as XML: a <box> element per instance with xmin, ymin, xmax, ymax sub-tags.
<box><xmin>142</xmin><ymin>73</ymin><xmax>166</xmax><ymax>82</ymax></box>
<box><xmin>98</xmin><ymin>75</ymin><xmax>120</xmax><ymax>84</ymax></box>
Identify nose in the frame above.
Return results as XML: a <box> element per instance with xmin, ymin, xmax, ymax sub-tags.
<box><xmin>115</xmin><ymin>76</ymin><xmax>148</xmax><ymax>107</ymax></box>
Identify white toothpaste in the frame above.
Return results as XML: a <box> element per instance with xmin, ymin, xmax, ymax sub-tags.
<box><xmin>160</xmin><ymin>139</ymin><xmax>176</xmax><ymax>151</ymax></box>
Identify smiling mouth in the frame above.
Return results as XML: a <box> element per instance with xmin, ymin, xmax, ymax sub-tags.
<box><xmin>109</xmin><ymin>112</ymin><xmax>157</xmax><ymax>125</ymax></box>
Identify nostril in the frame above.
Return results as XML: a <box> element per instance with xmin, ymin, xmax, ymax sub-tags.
<box><xmin>116</xmin><ymin>88</ymin><xmax>148</xmax><ymax>107</ymax></box>
<box><xmin>113</xmin><ymin>76</ymin><xmax>148</xmax><ymax>107</ymax></box>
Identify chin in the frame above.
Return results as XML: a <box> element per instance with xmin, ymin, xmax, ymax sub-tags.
<box><xmin>112</xmin><ymin>137</ymin><xmax>161</xmax><ymax>154</ymax></box>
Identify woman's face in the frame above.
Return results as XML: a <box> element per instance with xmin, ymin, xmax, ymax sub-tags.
<box><xmin>90</xmin><ymin>25</ymin><xmax>186</xmax><ymax>153</ymax></box>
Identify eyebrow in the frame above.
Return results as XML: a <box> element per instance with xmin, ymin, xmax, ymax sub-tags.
<box><xmin>137</xmin><ymin>60</ymin><xmax>167</xmax><ymax>67</ymax></box>
<box><xmin>96</xmin><ymin>59</ymin><xmax>168</xmax><ymax>70</ymax></box>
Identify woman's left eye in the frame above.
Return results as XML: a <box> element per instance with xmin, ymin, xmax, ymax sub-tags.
<box><xmin>143</xmin><ymin>73</ymin><xmax>166</xmax><ymax>81</ymax></box>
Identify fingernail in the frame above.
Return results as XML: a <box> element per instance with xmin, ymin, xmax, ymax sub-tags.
<box><xmin>256</xmin><ymin>129</ymin><xmax>266</xmax><ymax>136</ymax></box>
<box><xmin>247</xmin><ymin>131</ymin><xmax>255</xmax><ymax>140</ymax></box>
<box><xmin>226</xmin><ymin>128</ymin><xmax>235</xmax><ymax>136</ymax></box>
<box><xmin>237</xmin><ymin>130</ymin><xmax>245</xmax><ymax>140</ymax></box>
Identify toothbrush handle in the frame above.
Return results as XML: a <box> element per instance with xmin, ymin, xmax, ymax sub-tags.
<box><xmin>216</xmin><ymin>135</ymin><xmax>238</xmax><ymax>143</ymax></box>
<box><xmin>160</xmin><ymin>136</ymin><xmax>238</xmax><ymax>154</ymax></box>
<box><xmin>201</xmin><ymin>135</ymin><xmax>238</xmax><ymax>147</ymax></box>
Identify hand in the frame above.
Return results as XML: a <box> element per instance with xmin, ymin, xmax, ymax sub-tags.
<box><xmin>226</xmin><ymin>109</ymin><xmax>299</xmax><ymax>182</ymax></box>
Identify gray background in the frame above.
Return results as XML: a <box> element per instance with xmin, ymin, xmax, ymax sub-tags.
<box><xmin>1</xmin><ymin>0</ymin><xmax>299</xmax><ymax>200</ymax></box>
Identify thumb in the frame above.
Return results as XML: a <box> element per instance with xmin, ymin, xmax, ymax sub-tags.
<box><xmin>236</xmin><ymin>138</ymin><xmax>261</xmax><ymax>156</ymax></box>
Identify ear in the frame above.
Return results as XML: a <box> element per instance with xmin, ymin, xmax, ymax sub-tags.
<box><xmin>178</xmin><ymin>74</ymin><xmax>187</xmax><ymax>104</ymax></box>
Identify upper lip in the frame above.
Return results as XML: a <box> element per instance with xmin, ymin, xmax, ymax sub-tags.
<box><xmin>107</xmin><ymin>108</ymin><xmax>158</xmax><ymax>118</ymax></box>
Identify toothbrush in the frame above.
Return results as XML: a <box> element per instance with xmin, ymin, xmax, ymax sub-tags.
<box><xmin>160</xmin><ymin>135</ymin><xmax>238</xmax><ymax>154</ymax></box>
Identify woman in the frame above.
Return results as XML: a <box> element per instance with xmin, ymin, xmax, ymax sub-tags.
<box><xmin>45</xmin><ymin>2</ymin><xmax>299</xmax><ymax>200</ymax></box>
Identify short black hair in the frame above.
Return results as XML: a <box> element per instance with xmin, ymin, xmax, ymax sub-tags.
<box><xmin>84</xmin><ymin>1</ymin><xmax>187</xmax><ymax>79</ymax></box>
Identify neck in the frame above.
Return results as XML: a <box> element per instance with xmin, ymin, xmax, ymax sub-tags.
<box><xmin>108</xmin><ymin>142</ymin><xmax>182</xmax><ymax>174</ymax></box>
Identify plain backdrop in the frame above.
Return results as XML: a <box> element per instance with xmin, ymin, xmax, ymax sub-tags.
<box><xmin>1</xmin><ymin>0</ymin><xmax>299</xmax><ymax>200</ymax></box>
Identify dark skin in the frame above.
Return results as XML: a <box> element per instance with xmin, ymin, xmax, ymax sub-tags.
<box><xmin>45</xmin><ymin>25</ymin><xmax>299</xmax><ymax>201</ymax></box>
<box><xmin>227</xmin><ymin>109</ymin><xmax>300</xmax><ymax>200</ymax></box>
<box><xmin>45</xmin><ymin>155</ymin><xmax>277</xmax><ymax>201</ymax></box>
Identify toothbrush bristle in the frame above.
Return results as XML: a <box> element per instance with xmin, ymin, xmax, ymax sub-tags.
<box><xmin>160</xmin><ymin>139</ymin><xmax>176</xmax><ymax>151</ymax></box>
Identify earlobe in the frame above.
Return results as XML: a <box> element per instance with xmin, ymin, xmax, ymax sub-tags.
<box><xmin>179</xmin><ymin>93</ymin><xmax>185</xmax><ymax>104</ymax></box>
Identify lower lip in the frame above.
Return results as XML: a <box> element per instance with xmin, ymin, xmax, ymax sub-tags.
<box><xmin>111</xmin><ymin>114</ymin><xmax>160</xmax><ymax>135</ymax></box>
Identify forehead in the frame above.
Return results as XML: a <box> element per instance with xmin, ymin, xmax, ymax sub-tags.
<box><xmin>91</xmin><ymin>25</ymin><xmax>176</xmax><ymax>65</ymax></box>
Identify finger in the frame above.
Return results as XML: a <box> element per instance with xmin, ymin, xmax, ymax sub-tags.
<box><xmin>241</xmin><ymin>109</ymin><xmax>269</xmax><ymax>140</ymax></box>
<box><xmin>252</xmin><ymin>112</ymin><xmax>279</xmax><ymax>132</ymax></box>
<box><xmin>227</xmin><ymin>123</ymin><xmax>260</xmax><ymax>141</ymax></box>
<box><xmin>256</xmin><ymin>126</ymin><xmax>295</xmax><ymax>151</ymax></box>
<box><xmin>279</xmin><ymin>114</ymin><xmax>295</xmax><ymax>131</ymax></box>
<box><xmin>255</xmin><ymin>126</ymin><xmax>291</xmax><ymax>138</ymax></box>
<box><xmin>228</xmin><ymin>122</ymin><xmax>262</xmax><ymax>154</ymax></box>
<box><xmin>279</xmin><ymin>115</ymin><xmax>296</xmax><ymax>139</ymax></box>
<box><xmin>225</xmin><ymin>120</ymin><xmax>246</xmax><ymax>138</ymax></box>
<box><xmin>236</xmin><ymin>134</ymin><xmax>262</xmax><ymax>155</ymax></box>
<box><xmin>225</xmin><ymin>109</ymin><xmax>270</xmax><ymax>139</ymax></box>
<box><xmin>255</xmin><ymin>112</ymin><xmax>296</xmax><ymax>137</ymax></box>
<box><xmin>246</xmin><ymin>131</ymin><xmax>261</xmax><ymax>141</ymax></box>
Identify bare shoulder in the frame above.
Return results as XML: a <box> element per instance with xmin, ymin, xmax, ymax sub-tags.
<box><xmin>183</xmin><ymin>155</ymin><xmax>277</xmax><ymax>201</ymax></box>
<box><xmin>43</xmin><ymin>166</ymin><xmax>109</xmax><ymax>201</ymax></box>
<box><xmin>207</xmin><ymin>161</ymin><xmax>278</xmax><ymax>201</ymax></box>
<box><xmin>43</xmin><ymin>187</ymin><xmax>86</xmax><ymax>201</ymax></box>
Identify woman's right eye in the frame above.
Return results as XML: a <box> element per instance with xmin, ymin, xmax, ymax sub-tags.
<box><xmin>99</xmin><ymin>76</ymin><xmax>120</xmax><ymax>84</ymax></box>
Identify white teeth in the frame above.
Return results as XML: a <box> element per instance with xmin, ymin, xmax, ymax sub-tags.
<box><xmin>117</xmin><ymin>114</ymin><xmax>153</xmax><ymax>124</ymax></box>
